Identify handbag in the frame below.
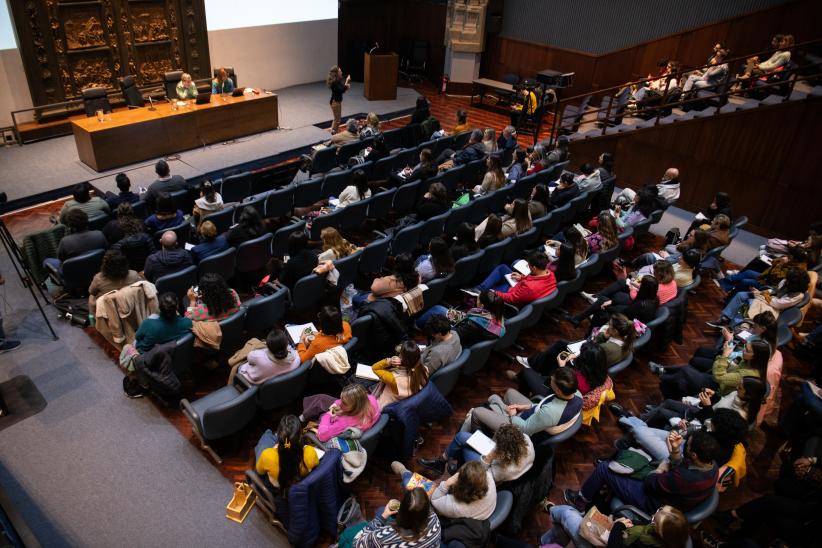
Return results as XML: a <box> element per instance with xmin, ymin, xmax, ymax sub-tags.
<box><xmin>337</xmin><ymin>495</ymin><xmax>364</xmax><ymax>531</ymax></box>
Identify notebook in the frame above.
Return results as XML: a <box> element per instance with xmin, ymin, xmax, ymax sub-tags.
<box><xmin>355</xmin><ymin>363</ymin><xmax>380</xmax><ymax>381</ymax></box>
<box><xmin>285</xmin><ymin>323</ymin><xmax>316</xmax><ymax>345</ymax></box>
<box><xmin>566</xmin><ymin>340</ymin><xmax>585</xmax><ymax>355</ymax></box>
<box><xmin>403</xmin><ymin>472</ymin><xmax>436</xmax><ymax>496</ymax></box>
<box><xmin>466</xmin><ymin>430</ymin><xmax>496</xmax><ymax>456</ymax></box>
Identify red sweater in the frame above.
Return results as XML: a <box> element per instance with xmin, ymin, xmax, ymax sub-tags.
<box><xmin>496</xmin><ymin>271</ymin><xmax>557</xmax><ymax>306</ymax></box>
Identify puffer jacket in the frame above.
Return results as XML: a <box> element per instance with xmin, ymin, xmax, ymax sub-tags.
<box><xmin>134</xmin><ymin>341</ymin><xmax>180</xmax><ymax>399</ymax></box>
<box><xmin>356</xmin><ymin>298</ymin><xmax>410</xmax><ymax>363</ymax></box>
<box><xmin>383</xmin><ymin>382</ymin><xmax>453</xmax><ymax>462</ymax></box>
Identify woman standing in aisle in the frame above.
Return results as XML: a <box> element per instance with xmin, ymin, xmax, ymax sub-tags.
<box><xmin>327</xmin><ymin>66</ymin><xmax>351</xmax><ymax>134</ymax></box>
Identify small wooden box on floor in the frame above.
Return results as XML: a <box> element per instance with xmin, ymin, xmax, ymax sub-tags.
<box><xmin>71</xmin><ymin>93</ymin><xmax>278</xmax><ymax>172</ymax></box>
<box><xmin>364</xmin><ymin>52</ymin><xmax>399</xmax><ymax>101</ymax></box>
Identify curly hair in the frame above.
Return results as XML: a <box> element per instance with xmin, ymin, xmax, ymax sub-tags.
<box><xmin>198</xmin><ymin>273</ymin><xmax>235</xmax><ymax>318</ymax></box>
<box><xmin>100</xmin><ymin>249</ymin><xmax>130</xmax><ymax>280</ymax></box>
<box><xmin>450</xmin><ymin>460</ymin><xmax>489</xmax><ymax>504</ymax></box>
<box><xmin>492</xmin><ymin>424</ymin><xmax>528</xmax><ymax>467</ymax></box>
<box><xmin>116</xmin><ymin>203</ymin><xmax>143</xmax><ymax>235</ymax></box>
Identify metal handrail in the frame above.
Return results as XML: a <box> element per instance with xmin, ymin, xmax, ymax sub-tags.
<box><xmin>10</xmin><ymin>77</ymin><xmax>212</xmax><ymax>145</ymax></box>
<box><xmin>549</xmin><ymin>60</ymin><xmax>822</xmax><ymax>142</ymax></box>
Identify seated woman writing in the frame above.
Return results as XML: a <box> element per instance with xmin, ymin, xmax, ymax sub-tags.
<box><xmin>371</xmin><ymin>340</ymin><xmax>429</xmax><ymax>409</ymax></box>
<box><xmin>296</xmin><ymin>305</ymin><xmax>352</xmax><ymax>363</ymax></box>
<box><xmin>301</xmin><ymin>384</ymin><xmax>380</xmax><ymax>443</ymax></box>
<box><xmin>228</xmin><ymin>328</ymin><xmax>300</xmax><ymax>385</ymax></box>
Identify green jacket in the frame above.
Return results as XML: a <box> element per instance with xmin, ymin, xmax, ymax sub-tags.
<box><xmin>712</xmin><ymin>355</ymin><xmax>760</xmax><ymax>395</ymax></box>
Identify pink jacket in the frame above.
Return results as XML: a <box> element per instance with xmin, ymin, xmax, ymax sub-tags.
<box><xmin>757</xmin><ymin>350</ymin><xmax>783</xmax><ymax>425</ymax></box>
<box><xmin>317</xmin><ymin>395</ymin><xmax>381</xmax><ymax>442</ymax></box>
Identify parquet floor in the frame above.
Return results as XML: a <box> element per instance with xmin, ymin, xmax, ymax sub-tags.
<box><xmin>140</xmin><ymin>232</ymin><xmax>815</xmax><ymax>546</ymax></box>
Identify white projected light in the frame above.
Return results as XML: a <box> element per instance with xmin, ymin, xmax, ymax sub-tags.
<box><xmin>204</xmin><ymin>0</ymin><xmax>337</xmax><ymax>31</ymax></box>
<box><xmin>0</xmin><ymin>1</ymin><xmax>17</xmax><ymax>50</ymax></box>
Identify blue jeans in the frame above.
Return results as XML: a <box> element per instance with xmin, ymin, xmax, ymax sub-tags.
<box><xmin>619</xmin><ymin>416</ymin><xmax>670</xmax><ymax>461</ymax></box>
<box><xmin>719</xmin><ymin>270</ymin><xmax>764</xmax><ymax>293</ymax></box>
<box><xmin>541</xmin><ymin>505</ymin><xmax>591</xmax><ymax>548</ymax></box>
<box><xmin>445</xmin><ymin>431</ymin><xmax>483</xmax><ymax>466</ymax></box>
<box><xmin>255</xmin><ymin>429</ymin><xmax>278</xmax><ymax>462</ymax></box>
<box><xmin>479</xmin><ymin>264</ymin><xmax>514</xmax><ymax>294</ymax></box>
<box><xmin>721</xmin><ymin>291</ymin><xmax>751</xmax><ymax>323</ymax></box>
<box><xmin>633</xmin><ymin>251</ymin><xmax>678</xmax><ymax>269</ymax></box>
<box><xmin>580</xmin><ymin>461</ymin><xmax>654</xmax><ymax>514</ymax></box>
<box><xmin>415</xmin><ymin>304</ymin><xmax>448</xmax><ymax>330</ymax></box>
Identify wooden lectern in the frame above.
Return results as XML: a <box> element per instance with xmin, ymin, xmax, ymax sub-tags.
<box><xmin>364</xmin><ymin>52</ymin><xmax>399</xmax><ymax>100</ymax></box>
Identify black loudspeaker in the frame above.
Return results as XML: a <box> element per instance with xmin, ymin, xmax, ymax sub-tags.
<box><xmin>537</xmin><ymin>70</ymin><xmax>575</xmax><ymax>88</ymax></box>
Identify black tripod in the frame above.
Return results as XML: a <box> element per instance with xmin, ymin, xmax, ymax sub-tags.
<box><xmin>0</xmin><ymin>218</ymin><xmax>58</xmax><ymax>341</ymax></box>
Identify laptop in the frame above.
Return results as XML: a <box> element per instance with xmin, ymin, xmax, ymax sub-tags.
<box><xmin>232</xmin><ymin>87</ymin><xmax>246</xmax><ymax>97</ymax></box>
<box><xmin>195</xmin><ymin>92</ymin><xmax>212</xmax><ymax>104</ymax></box>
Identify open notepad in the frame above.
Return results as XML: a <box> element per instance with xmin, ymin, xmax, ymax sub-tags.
<box><xmin>566</xmin><ymin>340</ymin><xmax>585</xmax><ymax>355</ymax></box>
<box><xmin>466</xmin><ymin>430</ymin><xmax>496</xmax><ymax>456</ymax></box>
<box><xmin>285</xmin><ymin>323</ymin><xmax>317</xmax><ymax>345</ymax></box>
<box><xmin>503</xmin><ymin>259</ymin><xmax>531</xmax><ymax>286</ymax></box>
<box><xmin>355</xmin><ymin>363</ymin><xmax>380</xmax><ymax>381</ymax></box>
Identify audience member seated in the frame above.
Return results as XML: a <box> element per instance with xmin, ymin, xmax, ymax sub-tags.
<box><xmin>133</xmin><ymin>292</ymin><xmax>192</xmax><ymax>353</ymax></box>
<box><xmin>497</xmin><ymin>125</ymin><xmax>517</xmax><ymax>152</ymax></box>
<box><xmin>142</xmin><ymin>159</ymin><xmax>189</xmax><ymax>211</ymax></box>
<box><xmin>59</xmin><ymin>182</ymin><xmax>110</xmax><ymax>225</ymax></box>
<box><xmin>226</xmin><ymin>206</ymin><xmax>265</xmax><ymax>248</ymax></box>
<box><xmin>568</xmin><ymin>273</ymin><xmax>662</xmax><ymax>327</ymax></box>
<box><xmin>506</xmin><ymin>148</ymin><xmax>528</xmax><ymax>183</ymax></box>
<box><xmin>686</xmin><ymin>191</ymin><xmax>732</xmax><ymax>235</ymax></box>
<box><xmin>476</xmin><ymin>214</ymin><xmax>504</xmax><ymax>249</ymax></box>
<box><xmin>481</xmin><ymin>128</ymin><xmax>498</xmax><ymax>155</ymax></box>
<box><xmin>543</xmin><ymin>136</ymin><xmax>571</xmax><ymax>171</ymax></box>
<box><xmin>720</xmin><ymin>242</ymin><xmax>814</xmax><ymax>296</ymax></box>
<box><xmin>189</xmin><ymin>221</ymin><xmax>230</xmax><ymax>264</ymax></box>
<box><xmin>415</xmin><ymin>183</ymin><xmax>450</xmax><ymax>221</ymax></box>
<box><xmin>474</xmin><ymin>155</ymin><xmax>505</xmax><ymax>194</ymax></box>
<box><xmin>560</xmin><ymin>225</ymin><xmax>590</xmax><ymax>266</ymax></box>
<box><xmin>633</xmin><ymin>59</ymin><xmax>677</xmax><ymax>104</ymax></box>
<box><xmin>615</xmin><ymin>188</ymin><xmax>657</xmax><ymax>229</ymax></box>
<box><xmin>359</xmin><ymin>112</ymin><xmax>382</xmax><ymax>139</ymax></box>
<box><xmin>266</xmin><ymin>232</ymin><xmax>319</xmax><ymax>290</ymax></box>
<box><xmin>564</xmin><ymin>430</ymin><xmax>719</xmax><ymax>515</ymax></box>
<box><xmin>656</xmin><ymin>168</ymin><xmax>681</xmax><ymax>204</ymax></box>
<box><xmin>45</xmin><ymin>208</ymin><xmax>108</xmax><ymax>273</ymax></box>
<box><xmin>477</xmin><ymin>251</ymin><xmax>556</xmax><ymax>307</ymax></box>
<box><xmin>359</xmin><ymin>133</ymin><xmax>389</xmax><ymax>165</ymax></box>
<box><xmin>450</xmin><ymin>223</ymin><xmax>479</xmax><ymax>261</ymax></box>
<box><xmin>682</xmin><ymin>47</ymin><xmax>729</xmax><ymax>98</ymax></box>
<box><xmin>524</xmin><ymin>184</ymin><xmax>549</xmax><ymax>218</ymax></box>
<box><xmin>354</xmin><ymin>253</ymin><xmax>419</xmax><ymax>307</ymax></box>
<box><xmin>398</xmin><ymin>148</ymin><xmax>438</xmax><ymax>185</ymax></box>
<box><xmin>525</xmin><ymin>145</ymin><xmax>546</xmax><ymax>176</ymax></box>
<box><xmin>409</xmin><ymin>96</ymin><xmax>431</xmax><ymax>125</ymax></box>
<box><xmin>144</xmin><ymin>193</ymin><xmax>185</xmax><ymax>234</ymax></box>
<box><xmin>228</xmin><ymin>328</ymin><xmax>300</xmax><ymax>385</ymax></box>
<box><xmin>415</xmin><ymin>237</ymin><xmax>455</xmax><ymax>283</ymax></box>
<box><xmin>349</xmin><ymin>488</ymin><xmax>441</xmax><ymax>547</ymax></box>
<box><xmin>143</xmin><ymin>231</ymin><xmax>193</xmax><ymax>283</ymax></box>
<box><xmin>631</xmin><ymin>248</ymin><xmax>701</xmax><ymax>289</ymax></box>
<box><xmin>327</xmin><ymin>119</ymin><xmax>360</xmax><ymax>149</ymax></box>
<box><xmin>597</xmin><ymin>152</ymin><xmax>615</xmax><ymax>181</ymax></box>
<box><xmin>418</xmin><ymin>314</ymin><xmax>461</xmax><ymax>375</ymax></box>
<box><xmin>738</xmin><ymin>35</ymin><xmax>793</xmax><ymax>82</ymax></box>
<box><xmin>549</xmin><ymin>172</ymin><xmax>580</xmax><ymax>210</ymax></box>
<box><xmin>415</xmin><ymin>459</ymin><xmax>497</xmax><ymax>521</ymax></box>
<box><xmin>192</xmin><ymin>180</ymin><xmax>224</xmax><ymax>226</ymax></box>
<box><xmin>301</xmin><ymin>384</ymin><xmax>380</xmax><ymax>443</ymax></box>
<box><xmin>185</xmin><ymin>272</ymin><xmax>241</xmax><ymax>321</ymax></box>
<box><xmin>586</xmin><ymin>212</ymin><xmax>620</xmax><ymax>254</ymax></box>
<box><xmin>88</xmin><ymin>249</ymin><xmax>142</xmax><ymax>310</ymax></box>
<box><xmin>451</xmin><ymin>109</ymin><xmax>470</xmax><ymax>135</ymax></box>
<box><xmin>317</xmin><ymin>227</ymin><xmax>357</xmax><ymax>262</ymax></box>
<box><xmin>544</xmin><ymin>504</ymin><xmax>688</xmax><ymax>548</ymax></box>
<box><xmin>711</xmin><ymin>267</ymin><xmax>809</xmax><ymax>326</ymax></box>
<box><xmin>436</xmin><ymin>129</ymin><xmax>485</xmax><ymax>169</ymax></box>
<box><xmin>338</xmin><ymin>169</ymin><xmax>372</xmax><ymax>208</ymax></box>
<box><xmin>652</xmin><ymin>338</ymin><xmax>771</xmax><ymax>401</ymax></box>
<box><xmin>104</xmin><ymin>202</ymin><xmax>146</xmax><ymax>245</ymax></box>
<box><xmin>673</xmin><ymin>214</ymin><xmax>730</xmax><ymax>255</ymax></box>
<box><xmin>105</xmin><ymin>173</ymin><xmax>141</xmax><ymax>210</ymax></box>
<box><xmin>574</xmin><ymin>163</ymin><xmax>602</xmax><ymax>193</ymax></box>
<box><xmin>211</xmin><ymin>67</ymin><xmax>234</xmax><ymax>94</ymax></box>
<box><xmin>512</xmin><ymin>338</ymin><xmax>609</xmax><ymax>400</ymax></box>
<box><xmin>551</xmin><ymin>241</ymin><xmax>578</xmax><ymax>282</ymax></box>
<box><xmin>475</xmin><ymin>199</ymin><xmax>532</xmax><ymax>240</ymax></box>
<box><xmin>296</xmin><ymin>305</ymin><xmax>352</xmax><ymax>363</ymax></box>
<box><xmin>420</xmin><ymin>423</ymin><xmax>534</xmax><ymax>484</ymax></box>
<box><xmin>461</xmin><ymin>368</ymin><xmax>582</xmax><ymax>438</ymax></box>
<box><xmin>371</xmin><ymin>340</ymin><xmax>429</xmax><ymax>409</ymax></box>
<box><xmin>255</xmin><ymin>415</ymin><xmax>320</xmax><ymax>489</ymax></box>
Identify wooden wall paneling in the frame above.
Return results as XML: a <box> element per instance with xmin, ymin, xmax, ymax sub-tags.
<box><xmin>590</xmin><ymin>47</ymin><xmax>640</xmax><ymax>91</ymax></box>
<box><xmin>636</xmin><ymin>35</ymin><xmax>683</xmax><ymax>78</ymax></box>
<box><xmin>675</xmin><ymin>22</ymin><xmax>730</xmax><ymax>70</ymax></box>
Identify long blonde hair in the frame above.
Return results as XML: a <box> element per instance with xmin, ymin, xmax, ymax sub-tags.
<box><xmin>321</xmin><ymin>227</ymin><xmax>356</xmax><ymax>258</ymax></box>
<box><xmin>339</xmin><ymin>384</ymin><xmax>376</xmax><ymax>424</ymax></box>
<box><xmin>365</xmin><ymin>112</ymin><xmax>380</xmax><ymax>130</ymax></box>
<box><xmin>653</xmin><ymin>505</ymin><xmax>689</xmax><ymax>548</ymax></box>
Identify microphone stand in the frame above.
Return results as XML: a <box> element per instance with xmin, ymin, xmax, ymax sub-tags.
<box><xmin>147</xmin><ymin>96</ymin><xmax>156</xmax><ymax>111</ymax></box>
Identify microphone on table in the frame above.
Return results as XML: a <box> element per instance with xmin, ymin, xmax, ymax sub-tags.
<box><xmin>369</xmin><ymin>42</ymin><xmax>380</xmax><ymax>54</ymax></box>
<box><xmin>147</xmin><ymin>96</ymin><xmax>156</xmax><ymax>111</ymax></box>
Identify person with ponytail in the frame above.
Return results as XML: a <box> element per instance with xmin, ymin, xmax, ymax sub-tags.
<box><xmin>255</xmin><ymin>415</ymin><xmax>320</xmax><ymax>490</ymax></box>
<box><xmin>371</xmin><ymin>340</ymin><xmax>429</xmax><ymax>409</ymax></box>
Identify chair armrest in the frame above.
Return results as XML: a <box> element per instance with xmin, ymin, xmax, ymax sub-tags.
<box><xmin>612</xmin><ymin>504</ymin><xmax>652</xmax><ymax>523</ymax></box>
<box><xmin>245</xmin><ymin>469</ymin><xmax>276</xmax><ymax>505</ymax></box>
<box><xmin>179</xmin><ymin>398</ymin><xmax>202</xmax><ymax>436</ymax></box>
<box><xmin>373</xmin><ymin>230</ymin><xmax>388</xmax><ymax>238</ymax></box>
<box><xmin>45</xmin><ymin>262</ymin><xmax>64</xmax><ymax>286</ymax></box>
<box><xmin>290</xmin><ymin>216</ymin><xmax>302</xmax><ymax>223</ymax></box>
<box><xmin>233</xmin><ymin>370</ymin><xmax>253</xmax><ymax>391</ymax></box>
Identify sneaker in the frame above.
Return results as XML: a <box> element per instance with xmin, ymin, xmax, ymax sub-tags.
<box><xmin>504</xmin><ymin>370</ymin><xmax>518</xmax><ymax>381</ymax></box>
<box><xmin>648</xmin><ymin>361</ymin><xmax>666</xmax><ymax>375</ymax></box>
<box><xmin>607</xmin><ymin>402</ymin><xmax>628</xmax><ymax>418</ymax></box>
<box><xmin>0</xmin><ymin>340</ymin><xmax>21</xmax><ymax>354</ymax></box>
<box><xmin>390</xmin><ymin>461</ymin><xmax>409</xmax><ymax>476</ymax></box>
<box><xmin>563</xmin><ymin>488</ymin><xmax>587</xmax><ymax>512</ymax></box>
<box><xmin>712</xmin><ymin>278</ymin><xmax>722</xmax><ymax>289</ymax></box>
<box><xmin>515</xmin><ymin>356</ymin><xmax>530</xmax><ymax>368</ymax></box>
<box><xmin>706</xmin><ymin>318</ymin><xmax>729</xmax><ymax>329</ymax></box>
<box><xmin>123</xmin><ymin>377</ymin><xmax>145</xmax><ymax>399</ymax></box>
<box><xmin>417</xmin><ymin>457</ymin><xmax>445</xmax><ymax>475</ymax></box>
<box><xmin>580</xmin><ymin>291</ymin><xmax>597</xmax><ymax>304</ymax></box>
<box><xmin>614</xmin><ymin>436</ymin><xmax>635</xmax><ymax>451</ymax></box>
<box><xmin>725</xmin><ymin>269</ymin><xmax>739</xmax><ymax>276</ymax></box>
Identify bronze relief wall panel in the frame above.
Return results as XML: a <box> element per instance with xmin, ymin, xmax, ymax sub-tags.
<box><xmin>8</xmin><ymin>0</ymin><xmax>210</xmax><ymax>107</ymax></box>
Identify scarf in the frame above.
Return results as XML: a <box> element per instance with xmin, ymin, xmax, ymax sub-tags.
<box><xmin>465</xmin><ymin>308</ymin><xmax>505</xmax><ymax>337</ymax></box>
<box><xmin>622</xmin><ymin>524</ymin><xmax>662</xmax><ymax>546</ymax></box>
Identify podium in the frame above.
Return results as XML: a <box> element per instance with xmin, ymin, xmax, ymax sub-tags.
<box><xmin>364</xmin><ymin>52</ymin><xmax>399</xmax><ymax>101</ymax></box>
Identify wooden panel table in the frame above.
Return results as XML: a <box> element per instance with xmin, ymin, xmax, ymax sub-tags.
<box><xmin>71</xmin><ymin>92</ymin><xmax>278</xmax><ymax>172</ymax></box>
<box><xmin>470</xmin><ymin>78</ymin><xmax>514</xmax><ymax>106</ymax></box>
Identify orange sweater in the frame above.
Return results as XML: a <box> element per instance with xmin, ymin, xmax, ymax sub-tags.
<box><xmin>297</xmin><ymin>322</ymin><xmax>352</xmax><ymax>363</ymax></box>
